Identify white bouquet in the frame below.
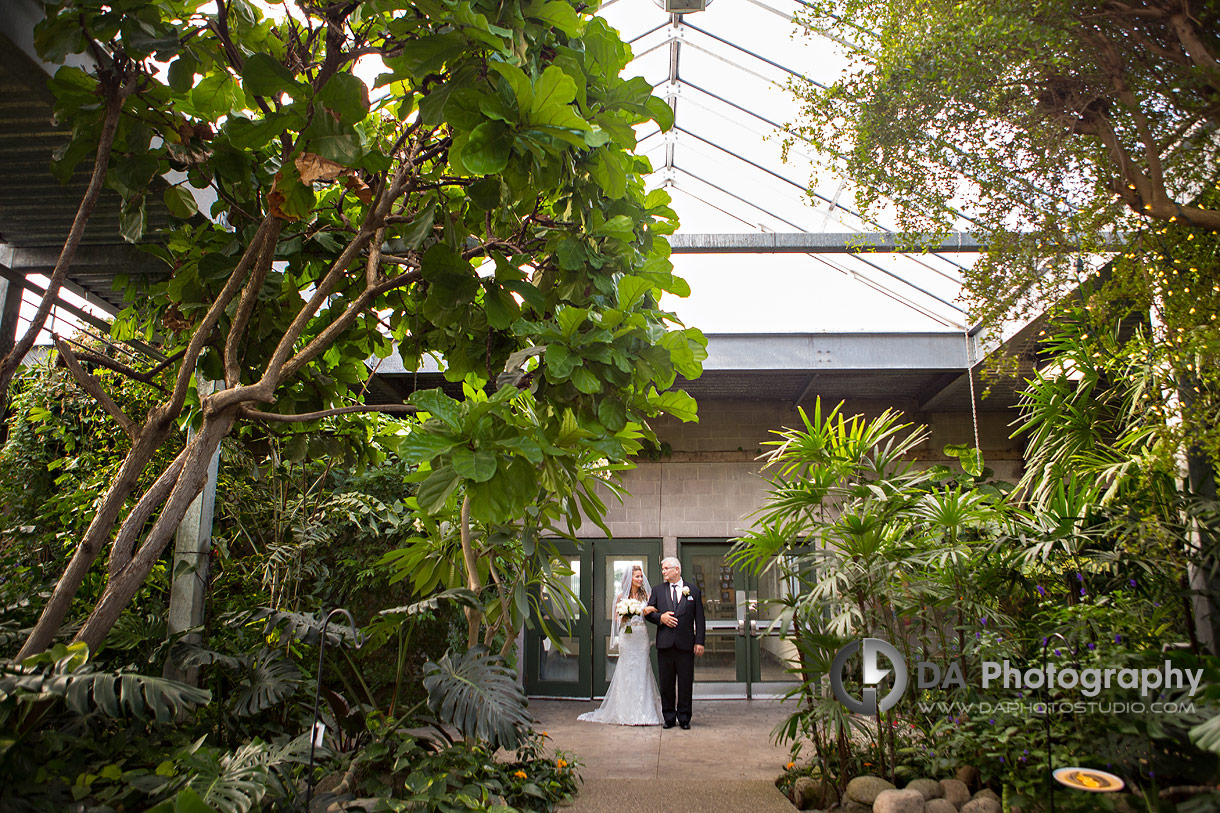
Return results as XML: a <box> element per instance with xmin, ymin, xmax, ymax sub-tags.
<box><xmin>615</xmin><ymin>597</ymin><xmax>646</xmax><ymax>633</ymax></box>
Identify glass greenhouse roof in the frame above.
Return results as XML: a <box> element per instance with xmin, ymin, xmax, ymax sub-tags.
<box><xmin>601</xmin><ymin>0</ymin><xmax>978</xmax><ymax>333</ymax></box>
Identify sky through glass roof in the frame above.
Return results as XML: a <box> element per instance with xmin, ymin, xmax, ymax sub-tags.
<box><xmin>600</xmin><ymin>0</ymin><xmax>980</xmax><ymax>333</ymax></box>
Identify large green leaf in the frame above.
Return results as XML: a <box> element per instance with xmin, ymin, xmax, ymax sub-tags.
<box><xmin>316</xmin><ymin>73</ymin><xmax>370</xmax><ymax>124</ymax></box>
<box><xmin>461</xmin><ymin>120</ymin><xmax>514</xmax><ymax>175</ymax></box>
<box><xmin>191</xmin><ymin>71</ymin><xmax>240</xmax><ymax>118</ymax></box>
<box><xmin>5</xmin><ymin>651</ymin><xmax>213</xmax><ymax>725</ymax></box>
<box><xmin>648</xmin><ymin>388</ymin><xmax>698</xmax><ymax>422</ymax></box>
<box><xmin>229</xmin><ymin>649</ymin><xmax>301</xmax><ymax>717</ymax></box>
<box><xmin>409</xmin><ymin>388</ymin><xmax>463</xmax><ymax>431</ymax></box>
<box><xmin>417</xmin><ymin>463</ymin><xmax>461</xmax><ymax>513</ymax></box>
<box><xmin>400</xmin><ymin>426</ymin><xmax>460</xmax><ymax>463</ymax></box>
<box><xmin>527</xmin><ymin>66</ymin><xmax>586</xmax><ymax>130</ymax></box>
<box><xmin>422</xmin><ymin>647</ymin><xmax>531</xmax><ymax>750</ymax></box>
<box><xmin>452</xmin><ymin>447</ymin><xmax>498</xmax><ymax>482</ymax></box>
<box><xmin>241</xmin><ymin>53</ymin><xmax>299</xmax><ymax>98</ymax></box>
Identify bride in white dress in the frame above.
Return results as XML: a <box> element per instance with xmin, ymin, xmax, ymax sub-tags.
<box><xmin>578</xmin><ymin>565</ymin><xmax>663</xmax><ymax>725</ymax></box>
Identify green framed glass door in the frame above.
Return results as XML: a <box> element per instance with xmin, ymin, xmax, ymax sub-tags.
<box><xmin>593</xmin><ymin>541</ymin><xmax>661</xmax><ymax>696</ymax></box>
<box><xmin>524</xmin><ymin>542</ymin><xmax>592</xmax><ymax>697</ymax></box>
<box><xmin>680</xmin><ymin>541</ymin><xmax>799</xmax><ymax>698</ymax></box>
<box><xmin>524</xmin><ymin>539</ymin><xmax>662</xmax><ymax>698</ymax></box>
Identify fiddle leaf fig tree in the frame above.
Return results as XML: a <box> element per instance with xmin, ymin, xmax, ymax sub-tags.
<box><xmin>18</xmin><ymin>0</ymin><xmax>705</xmax><ymax>659</ymax></box>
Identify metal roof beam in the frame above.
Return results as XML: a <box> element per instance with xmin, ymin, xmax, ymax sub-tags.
<box><xmin>668</xmin><ymin>168</ymin><xmax>968</xmax><ymax>326</ymax></box>
<box><xmin>670</xmin><ymin>232</ymin><xmax>983</xmax><ymax>253</ymax></box>
<box><xmin>700</xmin><ymin>332</ymin><xmax>970</xmax><ymax>371</ymax></box>
<box><xmin>682</xmin><ymin>20</ymin><xmax>826</xmax><ymax>89</ymax></box>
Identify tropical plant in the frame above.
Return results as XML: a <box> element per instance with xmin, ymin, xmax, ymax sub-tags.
<box><xmin>422</xmin><ymin>646</ymin><xmax>532</xmax><ymax>752</ymax></box>
<box><xmin>787</xmin><ymin>0</ymin><xmax>1219</xmax><ymax>326</ymax></box>
<box><xmin>18</xmin><ymin>0</ymin><xmax>705</xmax><ymax>664</ymax></box>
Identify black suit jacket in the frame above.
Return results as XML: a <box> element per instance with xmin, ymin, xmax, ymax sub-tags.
<box><xmin>645</xmin><ymin>581</ymin><xmax>706</xmax><ymax>651</ymax></box>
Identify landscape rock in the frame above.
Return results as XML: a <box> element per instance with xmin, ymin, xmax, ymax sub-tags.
<box><xmin>955</xmin><ymin>765</ymin><xmax>981</xmax><ymax>790</ymax></box>
<box><xmin>961</xmin><ymin>798</ymin><xmax>1002</xmax><ymax>813</ymax></box>
<box><xmin>972</xmin><ymin>788</ymin><xmax>1000</xmax><ymax>804</ymax></box>
<box><xmin>874</xmin><ymin>788</ymin><xmax>927</xmax><ymax>813</ymax></box>
<box><xmin>939</xmin><ymin>778</ymin><xmax>971</xmax><ymax>808</ymax></box>
<box><xmin>789</xmin><ymin>776</ymin><xmax>839</xmax><ymax>810</ymax></box>
<box><xmin>905</xmin><ymin>778</ymin><xmax>943</xmax><ymax>800</ymax></box>
<box><xmin>846</xmin><ymin>775</ymin><xmax>897</xmax><ymax>805</ymax></box>
<box><xmin>844</xmin><ymin>801</ymin><xmax>873</xmax><ymax>813</ymax></box>
<box><xmin>925</xmin><ymin>800</ymin><xmax>958</xmax><ymax>813</ymax></box>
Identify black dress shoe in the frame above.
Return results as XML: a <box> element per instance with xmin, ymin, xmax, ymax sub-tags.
<box><xmin>664</xmin><ymin>720</ymin><xmax>677</xmax><ymax>729</ymax></box>
<box><xmin>679</xmin><ymin>721</ymin><xmax>691</xmax><ymax>730</ymax></box>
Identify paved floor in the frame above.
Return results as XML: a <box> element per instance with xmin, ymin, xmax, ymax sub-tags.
<box><xmin>529</xmin><ymin>699</ymin><xmax>797</xmax><ymax>813</ymax></box>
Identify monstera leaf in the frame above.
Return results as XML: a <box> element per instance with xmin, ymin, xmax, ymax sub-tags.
<box><xmin>422</xmin><ymin>647</ymin><xmax>530</xmax><ymax>751</ymax></box>
<box><xmin>0</xmin><ymin>642</ymin><xmax>211</xmax><ymax>724</ymax></box>
<box><xmin>250</xmin><ymin>608</ymin><xmax>361</xmax><ymax>647</ymax></box>
<box><xmin>229</xmin><ymin>648</ymin><xmax>301</xmax><ymax>718</ymax></box>
<box><xmin>163</xmin><ymin>734</ymin><xmax>315</xmax><ymax>813</ymax></box>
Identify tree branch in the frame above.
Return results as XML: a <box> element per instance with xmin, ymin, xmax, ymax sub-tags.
<box><xmin>107</xmin><ymin>449</ymin><xmax>188</xmax><ymax>578</ymax></box>
<box><xmin>174</xmin><ymin>215</ymin><xmax>281</xmax><ymax>416</ymax></box>
<box><xmin>239</xmin><ymin>403</ymin><xmax>417</xmax><ymax>422</ymax></box>
<box><xmin>68</xmin><ymin>343</ymin><xmax>177</xmax><ymax>392</ymax></box>
<box><xmin>224</xmin><ymin>221</ymin><xmax>279</xmax><ymax>386</ymax></box>
<box><xmin>53</xmin><ymin>336</ymin><xmax>138</xmax><ymax>439</ymax></box>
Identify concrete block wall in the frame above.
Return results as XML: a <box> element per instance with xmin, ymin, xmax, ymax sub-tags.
<box><xmin>585</xmin><ymin>398</ymin><xmax>1026</xmax><ymax>542</ymax></box>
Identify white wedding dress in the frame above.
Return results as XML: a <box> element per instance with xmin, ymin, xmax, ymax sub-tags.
<box><xmin>578</xmin><ymin>624</ymin><xmax>663</xmax><ymax>725</ymax></box>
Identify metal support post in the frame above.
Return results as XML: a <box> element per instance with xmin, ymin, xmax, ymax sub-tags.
<box><xmin>164</xmin><ymin>378</ymin><xmax>222</xmax><ymax>684</ymax></box>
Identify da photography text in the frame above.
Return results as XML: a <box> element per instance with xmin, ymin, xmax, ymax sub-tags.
<box><xmin>830</xmin><ymin>637</ymin><xmax>1204</xmax><ymax>715</ymax></box>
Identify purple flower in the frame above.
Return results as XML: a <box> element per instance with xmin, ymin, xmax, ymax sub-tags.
<box><xmin>1115</xmin><ymin>634</ymin><xmax>1123</xmax><ymax>643</ymax></box>
<box><xmin>1080</xmin><ymin>588</ymin><xmax>1087</xmax><ymax>596</ymax></box>
<box><xmin>976</xmin><ymin>632</ymin><xmax>981</xmax><ymax>639</ymax></box>
<box><xmin>1042</xmin><ymin>637</ymin><xmax>1048</xmax><ymax>646</ymax></box>
<box><xmin>1036</xmin><ymin>585</ymin><xmax>1046</xmax><ymax>596</ymax></box>
<box><xmin>1087</xmin><ymin>642</ymin><xmax>1095</xmax><ymax>650</ymax></box>
<box><xmin>999</xmin><ymin>756</ymin><xmax>1005</xmax><ymax>763</ymax></box>
<box><xmin>981</xmin><ymin>616</ymin><xmax>988</xmax><ymax>626</ymax></box>
<box><xmin>1054</xmin><ymin>648</ymin><xmax>1062</xmax><ymax>656</ymax></box>
<box><xmin>1077</xmin><ymin>572</ymin><xmax>1084</xmax><ymax>582</ymax></box>
<box><xmin>1128</xmin><ymin>578</ymin><xmax>1137</xmax><ymax>588</ymax></box>
<box><xmin>1023</xmin><ymin>749</ymin><xmax>1029</xmax><ymax>754</ymax></box>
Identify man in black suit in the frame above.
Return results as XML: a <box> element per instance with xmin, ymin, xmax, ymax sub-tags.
<box><xmin>645</xmin><ymin>556</ymin><xmax>706</xmax><ymax>729</ymax></box>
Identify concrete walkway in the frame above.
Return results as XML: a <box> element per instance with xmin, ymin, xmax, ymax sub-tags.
<box><xmin>529</xmin><ymin>699</ymin><xmax>797</xmax><ymax>813</ymax></box>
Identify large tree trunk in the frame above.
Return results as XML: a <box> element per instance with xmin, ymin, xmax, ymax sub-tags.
<box><xmin>74</xmin><ymin>408</ymin><xmax>238</xmax><ymax>651</ymax></box>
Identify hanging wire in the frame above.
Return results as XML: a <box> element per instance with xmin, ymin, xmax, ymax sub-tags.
<box><xmin>965</xmin><ymin>329</ymin><xmax>981</xmax><ymax>452</ymax></box>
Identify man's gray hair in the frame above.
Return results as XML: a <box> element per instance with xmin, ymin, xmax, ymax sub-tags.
<box><xmin>661</xmin><ymin>556</ymin><xmax>681</xmax><ymax>571</ymax></box>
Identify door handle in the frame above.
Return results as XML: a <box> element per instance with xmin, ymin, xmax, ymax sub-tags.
<box><xmin>736</xmin><ymin>619</ymin><xmax>747</xmax><ymax>636</ymax></box>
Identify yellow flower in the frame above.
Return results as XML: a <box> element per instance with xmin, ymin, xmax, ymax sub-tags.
<box><xmin>514</xmin><ymin>771</ymin><xmax>527</xmax><ymax>779</ymax></box>
<box><xmin>786</xmin><ymin>762</ymin><xmax>795</xmax><ymax>770</ymax></box>
<box><xmin>557</xmin><ymin>758</ymin><xmax>568</xmax><ymax>769</ymax></box>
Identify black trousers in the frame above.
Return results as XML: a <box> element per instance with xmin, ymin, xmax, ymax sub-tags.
<box><xmin>657</xmin><ymin>647</ymin><xmax>694</xmax><ymax>723</ymax></box>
